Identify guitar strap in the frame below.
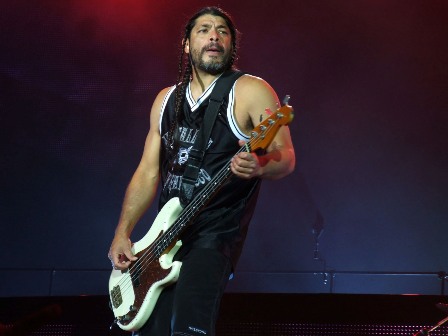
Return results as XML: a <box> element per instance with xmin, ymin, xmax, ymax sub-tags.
<box><xmin>180</xmin><ymin>70</ymin><xmax>244</xmax><ymax>206</ymax></box>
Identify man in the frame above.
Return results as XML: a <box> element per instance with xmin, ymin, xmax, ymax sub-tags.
<box><xmin>108</xmin><ymin>6</ymin><xmax>295</xmax><ymax>336</ymax></box>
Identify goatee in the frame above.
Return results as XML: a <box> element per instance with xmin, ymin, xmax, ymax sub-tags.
<box><xmin>192</xmin><ymin>45</ymin><xmax>231</xmax><ymax>75</ymax></box>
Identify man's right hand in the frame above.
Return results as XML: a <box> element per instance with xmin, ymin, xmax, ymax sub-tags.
<box><xmin>108</xmin><ymin>235</ymin><xmax>138</xmax><ymax>270</ymax></box>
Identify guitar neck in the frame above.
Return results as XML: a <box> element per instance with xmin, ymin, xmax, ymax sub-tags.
<box><xmin>152</xmin><ymin>103</ymin><xmax>294</xmax><ymax>257</ymax></box>
<box><xmin>178</xmin><ymin>144</ymin><xmax>253</xmax><ymax>225</ymax></box>
<box><xmin>154</xmin><ymin>146</ymin><xmax>250</xmax><ymax>256</ymax></box>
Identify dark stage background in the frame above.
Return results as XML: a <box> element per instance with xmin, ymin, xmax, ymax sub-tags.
<box><xmin>1</xmin><ymin>0</ymin><xmax>447</xmax><ymax>297</ymax></box>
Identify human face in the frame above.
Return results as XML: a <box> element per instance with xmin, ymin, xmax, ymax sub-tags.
<box><xmin>185</xmin><ymin>14</ymin><xmax>233</xmax><ymax>75</ymax></box>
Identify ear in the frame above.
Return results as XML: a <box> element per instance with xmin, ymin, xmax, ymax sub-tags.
<box><xmin>183</xmin><ymin>38</ymin><xmax>190</xmax><ymax>54</ymax></box>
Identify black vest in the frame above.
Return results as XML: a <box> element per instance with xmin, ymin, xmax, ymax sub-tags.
<box><xmin>158</xmin><ymin>77</ymin><xmax>261</xmax><ymax>267</ymax></box>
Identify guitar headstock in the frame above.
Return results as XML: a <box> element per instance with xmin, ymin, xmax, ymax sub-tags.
<box><xmin>248</xmin><ymin>95</ymin><xmax>294</xmax><ymax>151</ymax></box>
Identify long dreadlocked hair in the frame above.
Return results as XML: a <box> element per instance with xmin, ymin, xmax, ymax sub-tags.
<box><xmin>167</xmin><ymin>6</ymin><xmax>239</xmax><ymax>154</ymax></box>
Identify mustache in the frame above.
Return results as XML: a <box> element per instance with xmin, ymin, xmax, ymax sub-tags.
<box><xmin>202</xmin><ymin>42</ymin><xmax>224</xmax><ymax>53</ymax></box>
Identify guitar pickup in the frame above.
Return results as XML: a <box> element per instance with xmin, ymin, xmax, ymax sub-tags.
<box><xmin>110</xmin><ymin>285</ymin><xmax>123</xmax><ymax>308</ymax></box>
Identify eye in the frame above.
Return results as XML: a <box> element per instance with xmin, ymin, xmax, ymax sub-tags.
<box><xmin>198</xmin><ymin>27</ymin><xmax>209</xmax><ymax>33</ymax></box>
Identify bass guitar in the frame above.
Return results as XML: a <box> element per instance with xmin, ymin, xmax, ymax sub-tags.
<box><xmin>108</xmin><ymin>96</ymin><xmax>294</xmax><ymax>331</ymax></box>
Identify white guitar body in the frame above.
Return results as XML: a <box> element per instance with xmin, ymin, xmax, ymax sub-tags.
<box><xmin>108</xmin><ymin>197</ymin><xmax>183</xmax><ymax>331</ymax></box>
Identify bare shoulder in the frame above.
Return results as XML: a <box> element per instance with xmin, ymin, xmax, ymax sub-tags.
<box><xmin>234</xmin><ymin>75</ymin><xmax>280</xmax><ymax>131</ymax></box>
<box><xmin>235</xmin><ymin>74</ymin><xmax>277</xmax><ymax>97</ymax></box>
<box><xmin>149</xmin><ymin>86</ymin><xmax>175</xmax><ymax>129</ymax></box>
<box><xmin>153</xmin><ymin>86</ymin><xmax>175</xmax><ymax>110</ymax></box>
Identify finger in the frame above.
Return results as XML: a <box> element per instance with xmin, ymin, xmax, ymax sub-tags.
<box><xmin>112</xmin><ymin>262</ymin><xmax>127</xmax><ymax>271</ymax></box>
<box><xmin>109</xmin><ymin>256</ymin><xmax>119</xmax><ymax>270</ymax></box>
<box><xmin>232</xmin><ymin>156</ymin><xmax>249</xmax><ymax>171</ymax></box>
<box><xmin>111</xmin><ymin>255</ymin><xmax>132</xmax><ymax>270</ymax></box>
<box><xmin>109</xmin><ymin>252</ymin><xmax>127</xmax><ymax>268</ymax></box>
<box><xmin>123</xmin><ymin>239</ymin><xmax>137</xmax><ymax>261</ymax></box>
<box><xmin>123</xmin><ymin>250</ymin><xmax>138</xmax><ymax>261</ymax></box>
<box><xmin>240</xmin><ymin>152</ymin><xmax>258</xmax><ymax>164</ymax></box>
<box><xmin>108</xmin><ymin>250</ymin><xmax>119</xmax><ymax>265</ymax></box>
<box><xmin>111</xmin><ymin>255</ymin><xmax>121</xmax><ymax>267</ymax></box>
<box><xmin>237</xmin><ymin>156</ymin><xmax>258</xmax><ymax>170</ymax></box>
<box><xmin>111</xmin><ymin>261</ymin><xmax>119</xmax><ymax>270</ymax></box>
<box><xmin>231</xmin><ymin>164</ymin><xmax>252</xmax><ymax>179</ymax></box>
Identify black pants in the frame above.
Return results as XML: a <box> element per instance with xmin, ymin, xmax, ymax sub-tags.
<box><xmin>133</xmin><ymin>248</ymin><xmax>232</xmax><ymax>336</ymax></box>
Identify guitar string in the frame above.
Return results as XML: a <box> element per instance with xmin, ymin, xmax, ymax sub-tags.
<box><xmin>110</xmin><ymin>142</ymin><xmax>244</xmax><ymax>303</ymax></box>
<box><xmin>110</xmin><ymin>117</ymin><xmax>282</xmax><ymax>305</ymax></box>
<box><xmin>110</xmin><ymin>114</ymin><xmax>285</xmax><ymax>306</ymax></box>
<box><xmin>110</xmin><ymin>118</ymin><xmax>280</xmax><ymax>305</ymax></box>
<box><xmin>110</xmin><ymin>147</ymin><xmax>237</xmax><ymax>305</ymax></box>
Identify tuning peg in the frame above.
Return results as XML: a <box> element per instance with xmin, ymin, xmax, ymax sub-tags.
<box><xmin>282</xmin><ymin>95</ymin><xmax>290</xmax><ymax>105</ymax></box>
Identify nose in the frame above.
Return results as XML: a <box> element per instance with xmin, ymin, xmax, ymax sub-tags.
<box><xmin>209</xmin><ymin>29</ymin><xmax>219</xmax><ymax>41</ymax></box>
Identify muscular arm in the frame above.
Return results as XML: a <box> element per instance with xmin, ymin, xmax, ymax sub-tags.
<box><xmin>108</xmin><ymin>87</ymin><xmax>171</xmax><ymax>269</ymax></box>
<box><xmin>231</xmin><ymin>75</ymin><xmax>296</xmax><ymax>180</ymax></box>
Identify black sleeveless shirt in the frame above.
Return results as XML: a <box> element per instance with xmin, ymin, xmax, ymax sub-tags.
<box><xmin>158</xmin><ymin>77</ymin><xmax>261</xmax><ymax>267</ymax></box>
